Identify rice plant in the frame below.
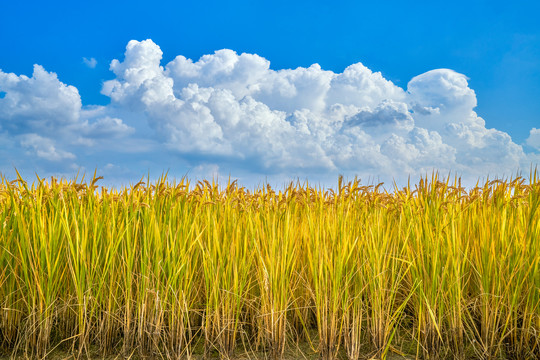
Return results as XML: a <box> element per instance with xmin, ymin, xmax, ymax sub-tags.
<box><xmin>0</xmin><ymin>171</ymin><xmax>538</xmax><ymax>360</ymax></box>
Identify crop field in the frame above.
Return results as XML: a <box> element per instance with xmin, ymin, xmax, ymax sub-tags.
<box><xmin>0</xmin><ymin>173</ymin><xmax>538</xmax><ymax>360</ymax></box>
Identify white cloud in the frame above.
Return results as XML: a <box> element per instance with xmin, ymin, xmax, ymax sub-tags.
<box><xmin>327</xmin><ymin>62</ymin><xmax>406</xmax><ymax>108</ymax></box>
<box><xmin>0</xmin><ymin>64</ymin><xmax>82</xmax><ymax>135</ymax></box>
<box><xmin>0</xmin><ymin>65</ymin><xmax>135</xmax><ymax>162</ymax></box>
<box><xmin>83</xmin><ymin>57</ymin><xmax>98</xmax><ymax>69</ymax></box>
<box><xmin>408</xmin><ymin>69</ymin><xmax>476</xmax><ymax>111</ymax></box>
<box><xmin>99</xmin><ymin>39</ymin><xmax>534</xmax><ymax>183</ymax></box>
<box><xmin>83</xmin><ymin>116</ymin><xmax>135</xmax><ymax>138</ymax></box>
<box><xmin>526</xmin><ymin>128</ymin><xmax>540</xmax><ymax>151</ymax></box>
<box><xmin>1</xmin><ymin>39</ymin><xmax>538</xmax><ymax>186</ymax></box>
<box><xmin>20</xmin><ymin>133</ymin><xmax>75</xmax><ymax>161</ymax></box>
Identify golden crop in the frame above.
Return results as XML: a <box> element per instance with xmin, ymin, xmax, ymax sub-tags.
<box><xmin>0</xmin><ymin>172</ymin><xmax>538</xmax><ymax>360</ymax></box>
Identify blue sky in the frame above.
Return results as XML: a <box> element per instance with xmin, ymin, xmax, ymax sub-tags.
<box><xmin>1</xmin><ymin>0</ymin><xmax>539</xmax><ymax>187</ymax></box>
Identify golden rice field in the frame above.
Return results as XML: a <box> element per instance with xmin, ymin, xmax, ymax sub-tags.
<box><xmin>0</xmin><ymin>172</ymin><xmax>539</xmax><ymax>360</ymax></box>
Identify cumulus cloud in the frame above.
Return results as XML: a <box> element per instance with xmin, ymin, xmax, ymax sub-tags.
<box><xmin>83</xmin><ymin>57</ymin><xmax>98</xmax><ymax>69</ymax></box>
<box><xmin>20</xmin><ymin>134</ymin><xmax>75</xmax><ymax>161</ymax></box>
<box><xmin>526</xmin><ymin>128</ymin><xmax>540</xmax><ymax>151</ymax></box>
<box><xmin>0</xmin><ymin>64</ymin><xmax>82</xmax><ymax>135</ymax></box>
<box><xmin>0</xmin><ymin>65</ymin><xmax>135</xmax><ymax>162</ymax></box>
<box><xmin>1</xmin><ymin>39</ymin><xmax>537</xmax><ymax>186</ymax></box>
<box><xmin>83</xmin><ymin>116</ymin><xmax>135</xmax><ymax>138</ymax></box>
<box><xmin>99</xmin><ymin>39</ymin><xmax>535</xmax><ymax>183</ymax></box>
